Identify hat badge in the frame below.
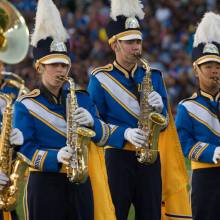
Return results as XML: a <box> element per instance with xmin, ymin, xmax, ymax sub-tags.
<box><xmin>203</xmin><ymin>43</ymin><xmax>219</xmax><ymax>55</ymax></box>
<box><xmin>50</xmin><ymin>40</ymin><xmax>67</xmax><ymax>52</ymax></box>
<box><xmin>125</xmin><ymin>17</ymin><xmax>140</xmax><ymax>29</ymax></box>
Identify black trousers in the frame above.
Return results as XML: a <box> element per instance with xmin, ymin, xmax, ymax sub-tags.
<box><xmin>105</xmin><ymin>148</ymin><xmax>162</xmax><ymax>220</ymax></box>
<box><xmin>25</xmin><ymin>172</ymin><xmax>93</xmax><ymax>220</ymax></box>
<box><xmin>192</xmin><ymin>167</ymin><xmax>220</xmax><ymax>220</ymax></box>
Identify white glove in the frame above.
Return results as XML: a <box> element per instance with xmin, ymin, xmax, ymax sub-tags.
<box><xmin>213</xmin><ymin>147</ymin><xmax>220</xmax><ymax>164</ymax></box>
<box><xmin>74</xmin><ymin>107</ymin><xmax>94</xmax><ymax>127</ymax></box>
<box><xmin>57</xmin><ymin>146</ymin><xmax>74</xmax><ymax>165</ymax></box>
<box><xmin>148</xmin><ymin>91</ymin><xmax>164</xmax><ymax>113</ymax></box>
<box><xmin>0</xmin><ymin>172</ymin><xmax>9</xmax><ymax>190</ymax></box>
<box><xmin>9</xmin><ymin>128</ymin><xmax>24</xmax><ymax>145</ymax></box>
<box><xmin>124</xmin><ymin>128</ymin><xmax>146</xmax><ymax>148</ymax></box>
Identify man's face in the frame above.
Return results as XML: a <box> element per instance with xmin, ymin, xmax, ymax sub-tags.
<box><xmin>197</xmin><ymin>61</ymin><xmax>220</xmax><ymax>91</ymax></box>
<box><xmin>114</xmin><ymin>39</ymin><xmax>142</xmax><ymax>65</ymax></box>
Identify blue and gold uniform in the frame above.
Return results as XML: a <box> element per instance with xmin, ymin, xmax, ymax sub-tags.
<box><xmin>0</xmin><ymin>81</ymin><xmax>19</xmax><ymax>101</ymax></box>
<box><xmin>13</xmin><ymin>84</ymin><xmax>108</xmax><ymax>220</ymax></box>
<box><xmin>175</xmin><ymin>11</ymin><xmax>220</xmax><ymax>220</ymax></box>
<box><xmin>89</xmin><ymin>61</ymin><xmax>168</xmax><ymax>149</ymax></box>
<box><xmin>176</xmin><ymin>90</ymin><xmax>220</xmax><ymax>220</ymax></box>
<box><xmin>88</xmin><ymin>61</ymin><xmax>168</xmax><ymax>220</ymax></box>
<box><xmin>176</xmin><ymin>91</ymin><xmax>220</xmax><ymax>168</ymax></box>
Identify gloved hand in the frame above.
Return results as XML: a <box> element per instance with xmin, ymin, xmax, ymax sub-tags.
<box><xmin>148</xmin><ymin>91</ymin><xmax>164</xmax><ymax>113</ymax></box>
<box><xmin>0</xmin><ymin>172</ymin><xmax>9</xmax><ymax>191</ymax></box>
<box><xmin>57</xmin><ymin>146</ymin><xmax>74</xmax><ymax>165</ymax></box>
<box><xmin>213</xmin><ymin>147</ymin><xmax>220</xmax><ymax>164</ymax></box>
<box><xmin>124</xmin><ymin>128</ymin><xmax>146</xmax><ymax>148</ymax></box>
<box><xmin>9</xmin><ymin>128</ymin><xmax>24</xmax><ymax>145</ymax></box>
<box><xmin>74</xmin><ymin>107</ymin><xmax>94</xmax><ymax>127</ymax></box>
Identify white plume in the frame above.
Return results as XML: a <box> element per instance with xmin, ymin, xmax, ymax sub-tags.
<box><xmin>193</xmin><ymin>12</ymin><xmax>220</xmax><ymax>47</ymax></box>
<box><xmin>31</xmin><ymin>0</ymin><xmax>69</xmax><ymax>46</ymax></box>
<box><xmin>110</xmin><ymin>0</ymin><xmax>145</xmax><ymax>21</ymax></box>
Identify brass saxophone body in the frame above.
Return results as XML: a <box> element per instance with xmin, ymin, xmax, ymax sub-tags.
<box><xmin>137</xmin><ymin>57</ymin><xmax>167</xmax><ymax>164</ymax></box>
<box><xmin>64</xmin><ymin>77</ymin><xmax>95</xmax><ymax>183</ymax></box>
<box><xmin>0</xmin><ymin>93</ymin><xmax>27</xmax><ymax>211</ymax></box>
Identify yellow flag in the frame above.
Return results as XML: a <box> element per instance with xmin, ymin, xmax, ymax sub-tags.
<box><xmin>159</xmin><ymin>106</ymin><xmax>192</xmax><ymax>219</ymax></box>
<box><xmin>3</xmin><ymin>212</ymin><xmax>12</xmax><ymax>220</ymax></box>
<box><xmin>88</xmin><ymin>143</ymin><xmax>116</xmax><ymax>220</ymax></box>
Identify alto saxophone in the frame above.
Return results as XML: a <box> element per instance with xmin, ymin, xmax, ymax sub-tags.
<box><xmin>63</xmin><ymin>77</ymin><xmax>95</xmax><ymax>183</ymax></box>
<box><xmin>0</xmin><ymin>93</ymin><xmax>27</xmax><ymax>211</ymax></box>
<box><xmin>137</xmin><ymin>56</ymin><xmax>167</xmax><ymax>164</ymax></box>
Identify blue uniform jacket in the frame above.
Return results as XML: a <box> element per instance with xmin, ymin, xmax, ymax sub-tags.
<box><xmin>88</xmin><ymin>61</ymin><xmax>168</xmax><ymax>149</ymax></box>
<box><xmin>175</xmin><ymin>91</ymin><xmax>220</xmax><ymax>169</ymax></box>
<box><xmin>0</xmin><ymin>81</ymin><xmax>19</xmax><ymax>101</ymax></box>
<box><xmin>13</xmin><ymin>87</ymin><xmax>109</xmax><ymax>173</ymax></box>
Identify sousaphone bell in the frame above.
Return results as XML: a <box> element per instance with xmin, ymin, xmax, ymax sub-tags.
<box><xmin>0</xmin><ymin>0</ymin><xmax>29</xmax><ymax>64</ymax></box>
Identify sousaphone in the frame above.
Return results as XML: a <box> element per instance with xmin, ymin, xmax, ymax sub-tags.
<box><xmin>0</xmin><ymin>0</ymin><xmax>29</xmax><ymax>64</ymax></box>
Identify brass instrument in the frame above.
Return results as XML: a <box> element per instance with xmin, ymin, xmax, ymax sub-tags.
<box><xmin>0</xmin><ymin>0</ymin><xmax>29</xmax><ymax>64</ymax></box>
<box><xmin>0</xmin><ymin>93</ymin><xmax>27</xmax><ymax>211</ymax></box>
<box><xmin>64</xmin><ymin>76</ymin><xmax>95</xmax><ymax>183</ymax></box>
<box><xmin>210</xmin><ymin>76</ymin><xmax>220</xmax><ymax>84</ymax></box>
<box><xmin>1</xmin><ymin>71</ymin><xmax>29</xmax><ymax>96</ymax></box>
<box><xmin>137</xmin><ymin>56</ymin><xmax>167</xmax><ymax>164</ymax></box>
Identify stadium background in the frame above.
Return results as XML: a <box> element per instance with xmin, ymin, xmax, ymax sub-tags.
<box><xmin>8</xmin><ymin>0</ymin><xmax>220</xmax><ymax>114</ymax></box>
<box><xmin>8</xmin><ymin>0</ymin><xmax>219</xmax><ymax>219</ymax></box>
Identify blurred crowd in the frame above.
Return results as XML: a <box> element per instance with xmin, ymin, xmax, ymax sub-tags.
<box><xmin>8</xmin><ymin>0</ymin><xmax>220</xmax><ymax>114</ymax></box>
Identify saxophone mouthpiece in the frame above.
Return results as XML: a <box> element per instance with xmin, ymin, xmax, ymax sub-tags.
<box><xmin>135</xmin><ymin>52</ymin><xmax>142</xmax><ymax>58</ymax></box>
<box><xmin>57</xmin><ymin>76</ymin><xmax>68</xmax><ymax>81</ymax></box>
<box><xmin>210</xmin><ymin>76</ymin><xmax>220</xmax><ymax>83</ymax></box>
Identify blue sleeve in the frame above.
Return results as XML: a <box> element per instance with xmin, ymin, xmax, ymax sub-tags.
<box><xmin>85</xmin><ymin>94</ymin><xmax>110</xmax><ymax>146</ymax></box>
<box><xmin>105</xmin><ymin>125</ymin><xmax>128</xmax><ymax>149</ymax></box>
<box><xmin>175</xmin><ymin>104</ymin><xmax>216</xmax><ymax>163</ymax></box>
<box><xmin>88</xmin><ymin>75</ymin><xmax>127</xmax><ymax>149</ymax></box>
<box><xmin>13</xmin><ymin>101</ymin><xmax>61</xmax><ymax>172</ymax></box>
<box><xmin>88</xmin><ymin>75</ymin><xmax>107</xmax><ymax>117</ymax></box>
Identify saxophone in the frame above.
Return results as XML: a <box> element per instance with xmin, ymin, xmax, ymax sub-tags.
<box><xmin>63</xmin><ymin>77</ymin><xmax>95</xmax><ymax>183</ymax></box>
<box><xmin>137</xmin><ymin>56</ymin><xmax>167</xmax><ymax>164</ymax></box>
<box><xmin>0</xmin><ymin>93</ymin><xmax>27</xmax><ymax>211</ymax></box>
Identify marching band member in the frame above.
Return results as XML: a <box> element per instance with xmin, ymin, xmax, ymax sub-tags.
<box><xmin>88</xmin><ymin>0</ymin><xmax>168</xmax><ymax>219</ymax></box>
<box><xmin>0</xmin><ymin>0</ymin><xmax>29</xmax><ymax>217</ymax></box>
<box><xmin>176</xmin><ymin>12</ymin><xmax>220</xmax><ymax>220</ymax></box>
<box><xmin>0</xmin><ymin>62</ymin><xmax>24</xmax><ymax>219</ymax></box>
<box><xmin>12</xmin><ymin>0</ymin><xmax>109</xmax><ymax>220</ymax></box>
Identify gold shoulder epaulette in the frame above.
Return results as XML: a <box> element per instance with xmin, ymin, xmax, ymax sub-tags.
<box><xmin>190</xmin><ymin>92</ymin><xmax>198</xmax><ymax>99</ymax></box>
<box><xmin>91</xmin><ymin>64</ymin><xmax>113</xmax><ymax>75</ymax></box>
<box><xmin>180</xmin><ymin>92</ymin><xmax>198</xmax><ymax>104</ymax></box>
<box><xmin>150</xmin><ymin>68</ymin><xmax>162</xmax><ymax>75</ymax></box>
<box><xmin>17</xmin><ymin>89</ymin><xmax>40</xmax><ymax>102</ymax></box>
<box><xmin>75</xmin><ymin>84</ymin><xmax>86</xmax><ymax>92</ymax></box>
